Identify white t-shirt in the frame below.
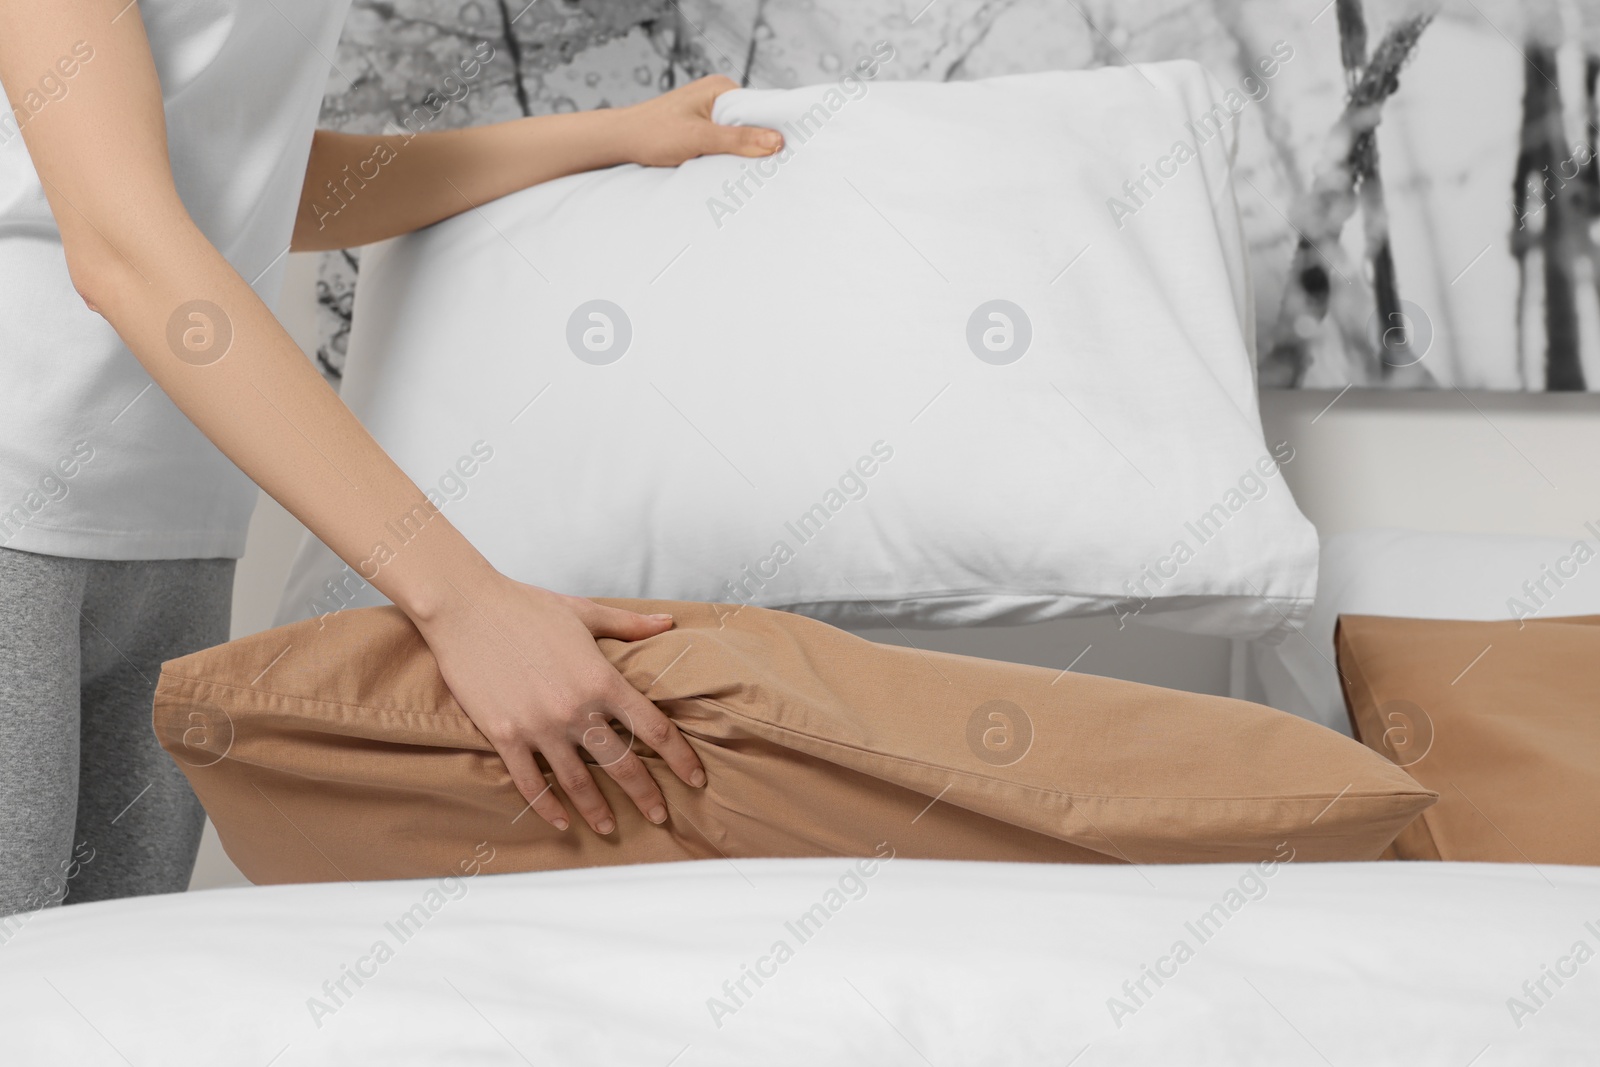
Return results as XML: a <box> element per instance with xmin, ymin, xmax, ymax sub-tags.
<box><xmin>0</xmin><ymin>0</ymin><xmax>351</xmax><ymax>560</ymax></box>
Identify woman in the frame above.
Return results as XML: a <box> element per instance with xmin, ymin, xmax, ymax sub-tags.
<box><xmin>0</xmin><ymin>0</ymin><xmax>782</xmax><ymax>914</ymax></box>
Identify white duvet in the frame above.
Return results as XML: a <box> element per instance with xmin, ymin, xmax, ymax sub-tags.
<box><xmin>2</xmin><ymin>858</ymin><xmax>1596</xmax><ymax>1064</ymax></box>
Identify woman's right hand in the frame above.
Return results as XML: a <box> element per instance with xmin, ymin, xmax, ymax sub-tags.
<box><xmin>413</xmin><ymin>570</ymin><xmax>706</xmax><ymax>834</ymax></box>
<box><xmin>0</xmin><ymin>0</ymin><xmax>706</xmax><ymax>838</ymax></box>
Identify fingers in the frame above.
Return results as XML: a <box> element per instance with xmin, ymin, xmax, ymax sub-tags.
<box><xmin>610</xmin><ymin>681</ymin><xmax>706</xmax><ymax>790</ymax></box>
<box><xmin>544</xmin><ymin>745</ymin><xmax>617</xmax><ymax>836</ymax></box>
<box><xmin>583</xmin><ymin>716</ymin><xmax>669</xmax><ymax>826</ymax></box>
<box><xmin>705</xmin><ymin>121</ymin><xmax>784</xmax><ymax>158</ymax></box>
<box><xmin>572</xmin><ymin>598</ymin><xmax>676</xmax><ymax>642</ymax></box>
<box><xmin>493</xmin><ymin>739</ymin><xmax>570</xmax><ymax>831</ymax></box>
<box><xmin>683</xmin><ymin>76</ymin><xmax>781</xmax><ymax>158</ymax></box>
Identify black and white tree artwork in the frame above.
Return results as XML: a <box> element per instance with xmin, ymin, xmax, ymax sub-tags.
<box><xmin>311</xmin><ymin>0</ymin><xmax>1600</xmax><ymax>391</ymax></box>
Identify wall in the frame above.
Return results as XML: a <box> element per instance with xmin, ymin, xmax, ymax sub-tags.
<box><xmin>189</xmin><ymin>252</ymin><xmax>1600</xmax><ymax>890</ymax></box>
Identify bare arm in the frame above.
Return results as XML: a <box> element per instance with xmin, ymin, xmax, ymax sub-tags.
<box><xmin>0</xmin><ymin>3</ymin><xmax>773</xmax><ymax>834</ymax></box>
<box><xmin>293</xmin><ymin>77</ymin><xmax>781</xmax><ymax>251</ymax></box>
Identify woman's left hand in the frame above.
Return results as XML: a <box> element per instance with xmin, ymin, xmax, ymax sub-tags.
<box><xmin>618</xmin><ymin>75</ymin><xmax>783</xmax><ymax>167</ymax></box>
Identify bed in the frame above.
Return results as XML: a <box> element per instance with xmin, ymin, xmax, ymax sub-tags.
<box><xmin>11</xmin><ymin>60</ymin><xmax>1593</xmax><ymax>1066</ymax></box>
<box><xmin>5</xmin><ymin>857</ymin><xmax>1596</xmax><ymax>1064</ymax></box>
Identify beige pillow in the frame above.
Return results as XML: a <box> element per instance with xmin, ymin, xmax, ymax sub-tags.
<box><xmin>1338</xmin><ymin>613</ymin><xmax>1600</xmax><ymax>865</ymax></box>
<box><xmin>156</xmin><ymin>600</ymin><xmax>1434</xmax><ymax>883</ymax></box>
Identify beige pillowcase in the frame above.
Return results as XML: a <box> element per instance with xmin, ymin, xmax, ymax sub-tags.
<box><xmin>1338</xmin><ymin>613</ymin><xmax>1600</xmax><ymax>865</ymax></box>
<box><xmin>156</xmin><ymin>600</ymin><xmax>1434</xmax><ymax>884</ymax></box>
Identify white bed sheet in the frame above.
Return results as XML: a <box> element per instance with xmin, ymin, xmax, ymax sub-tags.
<box><xmin>2</xmin><ymin>858</ymin><xmax>1595</xmax><ymax>1064</ymax></box>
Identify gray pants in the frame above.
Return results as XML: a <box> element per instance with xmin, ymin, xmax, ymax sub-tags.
<box><xmin>0</xmin><ymin>547</ymin><xmax>234</xmax><ymax>917</ymax></box>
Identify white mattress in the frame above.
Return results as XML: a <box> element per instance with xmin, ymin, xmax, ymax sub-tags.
<box><xmin>3</xmin><ymin>858</ymin><xmax>1594</xmax><ymax>1064</ymax></box>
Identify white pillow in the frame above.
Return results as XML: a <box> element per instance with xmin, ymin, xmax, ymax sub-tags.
<box><xmin>1236</xmin><ymin>527</ymin><xmax>1600</xmax><ymax>734</ymax></box>
<box><xmin>278</xmin><ymin>61</ymin><xmax>1318</xmax><ymax>638</ymax></box>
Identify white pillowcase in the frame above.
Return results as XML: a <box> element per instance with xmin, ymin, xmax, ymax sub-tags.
<box><xmin>278</xmin><ymin>61</ymin><xmax>1317</xmax><ymax>637</ymax></box>
<box><xmin>1236</xmin><ymin>527</ymin><xmax>1600</xmax><ymax>734</ymax></box>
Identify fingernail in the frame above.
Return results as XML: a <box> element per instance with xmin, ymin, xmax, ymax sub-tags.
<box><xmin>690</xmin><ymin>769</ymin><xmax>707</xmax><ymax>788</ymax></box>
<box><xmin>650</xmin><ymin>613</ymin><xmax>674</xmax><ymax>622</ymax></box>
<box><xmin>761</xmin><ymin>131</ymin><xmax>782</xmax><ymax>150</ymax></box>
<box><xmin>597</xmin><ymin>818</ymin><xmax>615</xmax><ymax>835</ymax></box>
<box><xmin>648</xmin><ymin>805</ymin><xmax>667</xmax><ymax>824</ymax></box>
<box><xmin>553</xmin><ymin>818</ymin><xmax>569</xmax><ymax>831</ymax></box>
